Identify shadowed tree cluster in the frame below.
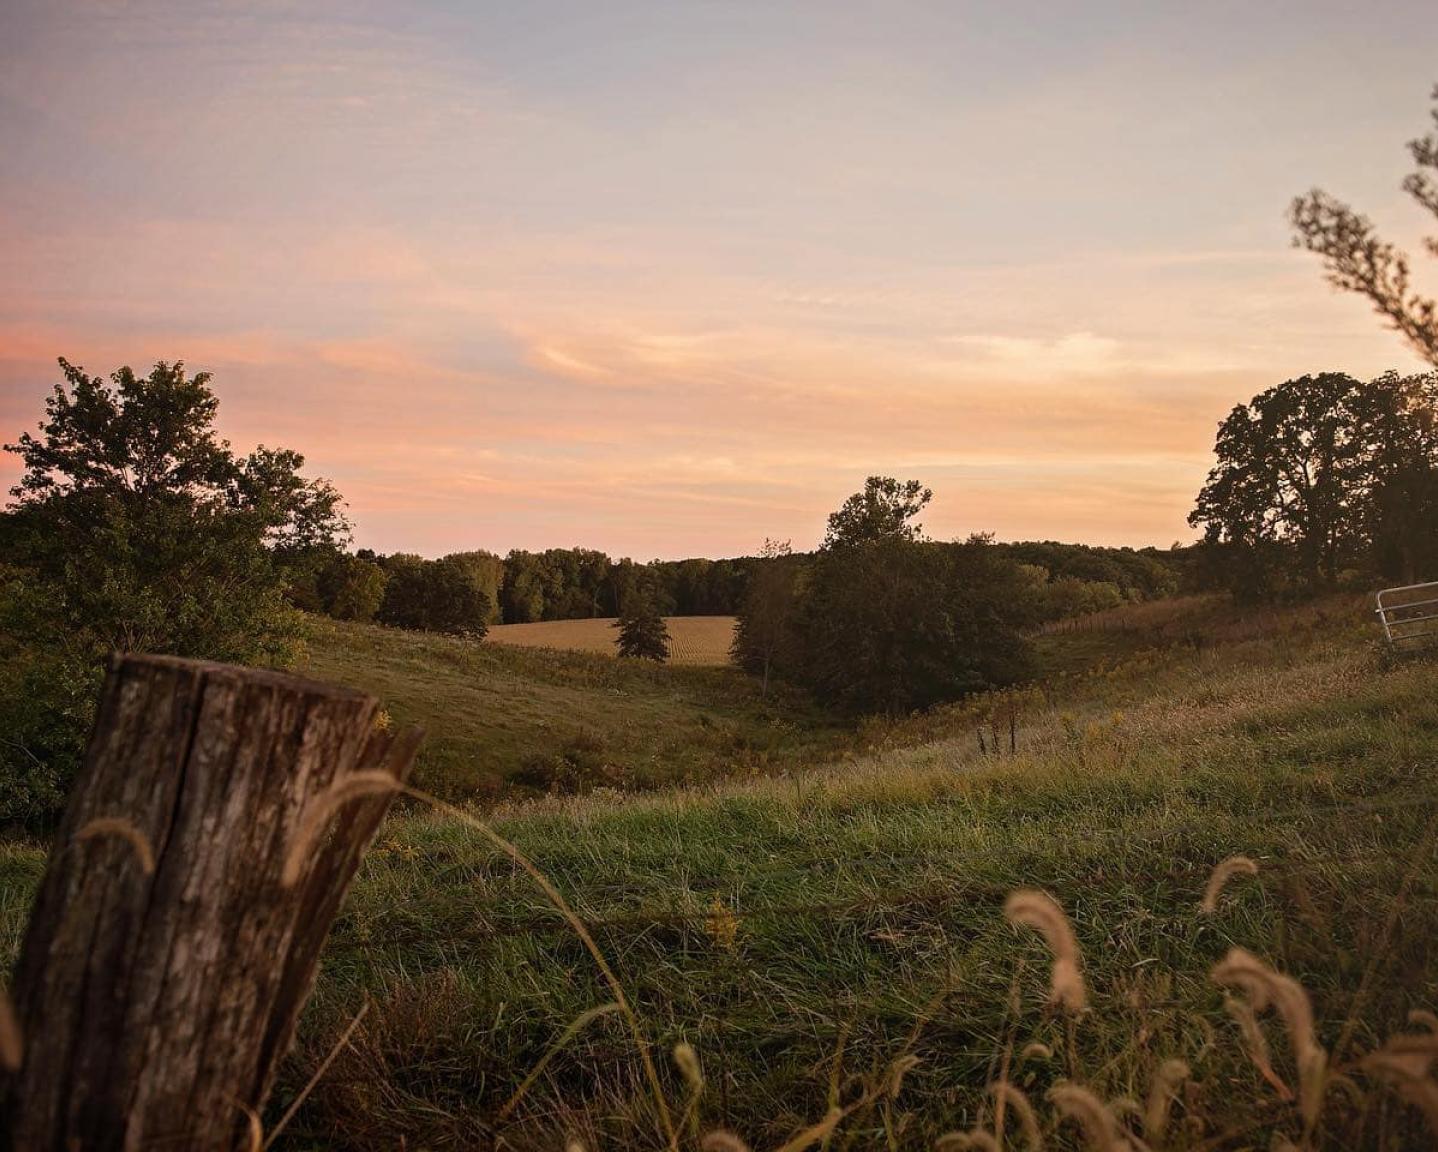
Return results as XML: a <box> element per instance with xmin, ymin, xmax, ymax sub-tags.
<box><xmin>1</xmin><ymin>358</ymin><xmax>352</xmax><ymax>823</ymax></box>
<box><xmin>733</xmin><ymin>478</ymin><xmax>1033</xmax><ymax>713</ymax></box>
<box><xmin>1189</xmin><ymin>371</ymin><xmax>1438</xmax><ymax>598</ymax></box>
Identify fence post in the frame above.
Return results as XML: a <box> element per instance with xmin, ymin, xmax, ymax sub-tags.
<box><xmin>0</xmin><ymin>654</ymin><xmax>421</xmax><ymax>1152</ymax></box>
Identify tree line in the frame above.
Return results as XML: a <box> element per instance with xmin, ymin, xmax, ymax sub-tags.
<box><xmin>286</xmin><ymin>530</ymin><xmax>1180</xmax><ymax>636</ymax></box>
<box><xmin>728</xmin><ymin>477</ymin><xmax>1181</xmax><ymax>714</ymax></box>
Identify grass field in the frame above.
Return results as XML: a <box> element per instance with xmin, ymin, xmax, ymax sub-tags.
<box><xmin>486</xmin><ymin>616</ymin><xmax>737</xmax><ymax>665</ymax></box>
<box><xmin>282</xmin><ymin>600</ymin><xmax>1436</xmax><ymax>1150</ymax></box>
<box><xmin>3</xmin><ymin>597</ymin><xmax>1435</xmax><ymax>1149</ymax></box>
<box><xmin>293</xmin><ymin>616</ymin><xmax>838</xmax><ymax>802</ymax></box>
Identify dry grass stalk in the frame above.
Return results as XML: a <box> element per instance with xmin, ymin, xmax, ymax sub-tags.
<box><xmin>1361</xmin><ymin>1026</ymin><xmax>1438</xmax><ymax>1131</ymax></box>
<box><xmin>230</xmin><ymin>1098</ymin><xmax>264</xmax><ymax>1152</ymax></box>
<box><xmin>281</xmin><ymin>770</ymin><xmax>402</xmax><ymax>887</ymax></box>
<box><xmin>1222</xmin><ymin>993</ymin><xmax>1285</xmax><ymax>1097</ymax></box>
<box><xmin>263</xmin><ymin>998</ymin><xmax>370</xmax><ymax>1149</ymax></box>
<box><xmin>1142</xmin><ymin>1058</ymin><xmax>1189</xmax><ymax>1141</ymax></box>
<box><xmin>0</xmin><ymin>988</ymin><xmax>22</xmax><ymax>1072</ymax></box>
<box><xmin>398</xmin><ymin>783</ymin><xmax>678</xmax><ymax>1151</ymax></box>
<box><xmin>1199</xmin><ymin>855</ymin><xmax>1258</xmax><ymax>913</ymax></box>
<box><xmin>1020</xmin><ymin>1041</ymin><xmax>1054</xmax><ymax>1063</ymax></box>
<box><xmin>1210</xmin><ymin>948</ymin><xmax>1327</xmax><ymax>1126</ymax></box>
<box><xmin>673</xmin><ymin>1040</ymin><xmax>706</xmax><ymax>1141</ymax></box>
<box><xmin>990</xmin><ymin>1080</ymin><xmax>1043</xmax><ymax>1150</ymax></box>
<box><xmin>887</xmin><ymin>1053</ymin><xmax>922</xmax><ymax>1100</ymax></box>
<box><xmin>1410</xmin><ymin>1008</ymin><xmax>1438</xmax><ymax>1034</ymax></box>
<box><xmin>1047</xmin><ymin>1083</ymin><xmax>1132</xmax><ymax>1152</ymax></box>
<box><xmin>74</xmin><ymin>816</ymin><xmax>156</xmax><ymax>875</ymax></box>
<box><xmin>1004</xmin><ymin>890</ymin><xmax>1088</xmax><ymax>1012</ymax></box>
<box><xmin>498</xmin><ymin>1003</ymin><xmax>622</xmax><ymax>1123</ymax></box>
<box><xmin>773</xmin><ymin>1105</ymin><xmax>845</xmax><ymax>1152</ymax></box>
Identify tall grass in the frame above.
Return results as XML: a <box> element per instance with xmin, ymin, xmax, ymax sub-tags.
<box><xmin>2</xmin><ymin>595</ymin><xmax>1434</xmax><ymax>1147</ymax></box>
<box><xmin>258</xmin><ymin>597</ymin><xmax>1438</xmax><ymax>1148</ymax></box>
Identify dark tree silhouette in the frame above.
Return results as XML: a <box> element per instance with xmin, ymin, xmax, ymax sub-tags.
<box><xmin>730</xmin><ymin>538</ymin><xmax>799</xmax><ymax>694</ymax></box>
<box><xmin>614</xmin><ymin>597</ymin><xmax>670</xmax><ymax>662</ymax></box>
<box><xmin>1190</xmin><ymin>371</ymin><xmax>1438</xmax><ymax>596</ymax></box>
<box><xmin>822</xmin><ymin>476</ymin><xmax>932</xmax><ymax>549</ymax></box>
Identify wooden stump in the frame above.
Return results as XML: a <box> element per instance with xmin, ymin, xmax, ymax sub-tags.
<box><xmin>0</xmin><ymin>654</ymin><xmax>422</xmax><ymax>1152</ymax></box>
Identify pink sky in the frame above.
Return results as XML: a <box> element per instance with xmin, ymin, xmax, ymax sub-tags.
<box><xmin>1</xmin><ymin>1</ymin><xmax>1433</xmax><ymax>559</ymax></box>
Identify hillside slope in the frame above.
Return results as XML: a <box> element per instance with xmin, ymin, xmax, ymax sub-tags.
<box><xmin>271</xmin><ymin>596</ymin><xmax>1438</xmax><ymax>1149</ymax></box>
<box><xmin>296</xmin><ymin>616</ymin><xmax>840</xmax><ymax>800</ymax></box>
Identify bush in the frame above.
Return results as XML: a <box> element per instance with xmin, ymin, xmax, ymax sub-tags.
<box><xmin>511</xmin><ymin>732</ymin><xmax>623</xmax><ymax>795</ymax></box>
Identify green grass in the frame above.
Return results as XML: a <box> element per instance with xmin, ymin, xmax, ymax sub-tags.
<box><xmin>3</xmin><ymin>598</ymin><xmax>1435</xmax><ymax>1149</ymax></box>
<box><xmin>295</xmin><ymin>616</ymin><xmax>849</xmax><ymax>801</ymax></box>
<box><xmin>265</xmin><ymin>597</ymin><xmax>1438</xmax><ymax>1149</ymax></box>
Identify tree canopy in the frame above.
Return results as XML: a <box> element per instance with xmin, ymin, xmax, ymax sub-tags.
<box><xmin>823</xmin><ymin>476</ymin><xmax>932</xmax><ymax>549</ymax></box>
<box><xmin>4</xmin><ymin>358</ymin><xmax>348</xmax><ymax>661</ymax></box>
<box><xmin>614</xmin><ymin>597</ymin><xmax>670</xmax><ymax>662</ymax></box>
<box><xmin>1</xmin><ymin>358</ymin><xmax>351</xmax><ymax>825</ymax></box>
<box><xmin>1189</xmin><ymin>370</ymin><xmax>1438</xmax><ymax>596</ymax></box>
<box><xmin>733</xmin><ymin>480</ymin><xmax>1033</xmax><ymax>713</ymax></box>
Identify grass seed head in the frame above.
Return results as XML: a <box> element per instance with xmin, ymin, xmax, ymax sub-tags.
<box><xmin>700</xmin><ymin>1130</ymin><xmax>751</xmax><ymax>1152</ymax></box>
<box><xmin>936</xmin><ymin>1131</ymin><xmax>1001</xmax><ymax>1152</ymax></box>
<box><xmin>74</xmin><ymin>816</ymin><xmax>156</xmax><ymax>876</ymax></box>
<box><xmin>887</xmin><ymin>1053</ymin><xmax>922</xmax><ymax>1099</ymax></box>
<box><xmin>1210</xmin><ymin>948</ymin><xmax>1326</xmax><ymax>1124</ymax></box>
<box><xmin>1142</xmin><ymin>1058</ymin><xmax>1190</xmax><ymax>1141</ymax></box>
<box><xmin>1222</xmin><ymin>994</ymin><xmax>1286</xmax><ymax>1098</ymax></box>
<box><xmin>990</xmin><ymin>1080</ymin><xmax>1043</xmax><ymax>1151</ymax></box>
<box><xmin>1047</xmin><ymin>1083</ymin><xmax>1132</xmax><ymax>1152</ymax></box>
<box><xmin>674</xmin><ymin>1041</ymin><xmax>703</xmax><ymax>1090</ymax></box>
<box><xmin>1004</xmin><ymin>889</ymin><xmax>1087</xmax><ymax>1012</ymax></box>
<box><xmin>1199</xmin><ymin>854</ymin><xmax>1258</xmax><ymax>913</ymax></box>
<box><xmin>1409</xmin><ymin>1009</ymin><xmax>1438</xmax><ymax>1035</ymax></box>
<box><xmin>1362</xmin><ymin>1040</ymin><xmax>1438</xmax><ymax>1132</ymax></box>
<box><xmin>282</xmin><ymin>770</ymin><xmax>402</xmax><ymax>887</ymax></box>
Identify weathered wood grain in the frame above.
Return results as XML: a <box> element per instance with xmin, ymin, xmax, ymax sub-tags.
<box><xmin>0</xmin><ymin>654</ymin><xmax>421</xmax><ymax>1152</ymax></box>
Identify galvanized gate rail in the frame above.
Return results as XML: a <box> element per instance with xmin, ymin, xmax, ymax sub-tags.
<box><xmin>1375</xmin><ymin>580</ymin><xmax>1438</xmax><ymax>649</ymax></box>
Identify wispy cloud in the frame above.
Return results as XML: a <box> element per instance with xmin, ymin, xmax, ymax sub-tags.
<box><xmin>1</xmin><ymin>1</ymin><xmax>1433</xmax><ymax>557</ymax></box>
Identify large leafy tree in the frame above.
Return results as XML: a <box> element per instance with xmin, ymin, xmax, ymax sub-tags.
<box><xmin>730</xmin><ymin>538</ymin><xmax>800</xmax><ymax>694</ymax></box>
<box><xmin>794</xmin><ymin>536</ymin><xmax>1031</xmax><ymax>714</ymax></box>
<box><xmin>1355</xmin><ymin>371</ymin><xmax>1438</xmax><ymax>583</ymax></box>
<box><xmin>5</xmin><ymin>358</ymin><xmax>349</xmax><ymax>660</ymax></box>
<box><xmin>1189</xmin><ymin>373</ymin><xmax>1366</xmax><ymax>595</ymax></box>
<box><xmin>1291</xmin><ymin>85</ymin><xmax>1438</xmax><ymax>366</ymax></box>
<box><xmin>2</xmin><ymin>358</ymin><xmax>351</xmax><ymax>824</ymax></box>
<box><xmin>764</xmin><ymin>480</ymin><xmax>1031</xmax><ymax>713</ymax></box>
<box><xmin>375</xmin><ymin>553</ymin><xmax>491</xmax><ymax>635</ymax></box>
<box><xmin>1190</xmin><ymin>371</ymin><xmax>1438</xmax><ymax>595</ymax></box>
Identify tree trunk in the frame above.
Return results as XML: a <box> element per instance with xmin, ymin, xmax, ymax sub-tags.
<box><xmin>0</xmin><ymin>653</ymin><xmax>421</xmax><ymax>1152</ymax></box>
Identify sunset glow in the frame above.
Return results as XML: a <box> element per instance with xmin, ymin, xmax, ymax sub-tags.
<box><xmin>2</xmin><ymin>0</ymin><xmax>1432</xmax><ymax>557</ymax></box>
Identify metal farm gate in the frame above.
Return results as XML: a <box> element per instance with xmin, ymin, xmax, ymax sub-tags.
<box><xmin>1375</xmin><ymin>580</ymin><xmax>1438</xmax><ymax>650</ymax></box>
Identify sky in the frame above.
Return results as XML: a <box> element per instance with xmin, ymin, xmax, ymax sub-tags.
<box><xmin>1</xmin><ymin>1</ymin><xmax>1434</xmax><ymax>559</ymax></box>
